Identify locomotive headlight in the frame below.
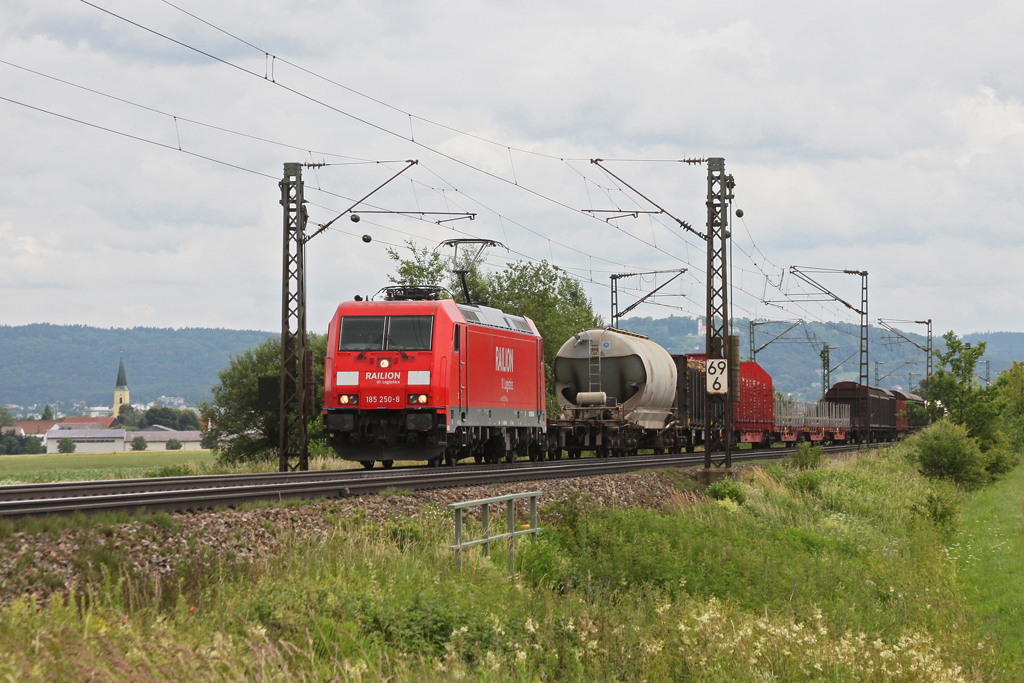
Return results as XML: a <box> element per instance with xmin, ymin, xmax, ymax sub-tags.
<box><xmin>378</xmin><ymin>358</ymin><xmax>391</xmax><ymax>369</ymax></box>
<box><xmin>339</xmin><ymin>394</ymin><xmax>358</xmax><ymax>405</ymax></box>
<box><xmin>408</xmin><ymin>394</ymin><xmax>428</xmax><ymax>404</ymax></box>
<box><xmin>340</xmin><ymin>395</ymin><xmax>349</xmax><ymax>404</ymax></box>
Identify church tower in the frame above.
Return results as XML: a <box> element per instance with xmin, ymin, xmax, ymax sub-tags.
<box><xmin>113</xmin><ymin>356</ymin><xmax>130</xmax><ymax>418</ymax></box>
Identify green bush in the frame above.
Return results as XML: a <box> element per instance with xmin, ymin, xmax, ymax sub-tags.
<box><xmin>57</xmin><ymin>438</ymin><xmax>76</xmax><ymax>454</ymax></box>
<box><xmin>909</xmin><ymin>419</ymin><xmax>989</xmax><ymax>490</ymax></box>
<box><xmin>165</xmin><ymin>438</ymin><xmax>182</xmax><ymax>451</ymax></box>
<box><xmin>706</xmin><ymin>479</ymin><xmax>745</xmax><ymax>505</ymax></box>
<box><xmin>791</xmin><ymin>441</ymin><xmax>825</xmax><ymax>469</ymax></box>
<box><xmin>788</xmin><ymin>469</ymin><xmax>824</xmax><ymax>495</ymax></box>
<box><xmin>130</xmin><ymin>436</ymin><xmax>148</xmax><ymax>451</ymax></box>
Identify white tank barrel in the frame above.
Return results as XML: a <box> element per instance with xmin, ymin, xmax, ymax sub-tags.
<box><xmin>553</xmin><ymin>328</ymin><xmax>677</xmax><ymax>429</ymax></box>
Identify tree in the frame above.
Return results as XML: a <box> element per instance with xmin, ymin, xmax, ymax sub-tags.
<box><xmin>0</xmin><ymin>408</ymin><xmax>14</xmax><ymax>428</ymax></box>
<box><xmin>41</xmin><ymin>405</ymin><xmax>53</xmax><ymax>421</ymax></box>
<box><xmin>993</xmin><ymin>361</ymin><xmax>1024</xmax><ymax>450</ymax></box>
<box><xmin>144</xmin><ymin>406</ymin><xmax>180</xmax><ymax>430</ymax></box>
<box><xmin>57</xmin><ymin>438</ymin><xmax>76</xmax><ymax>454</ymax></box>
<box><xmin>115</xmin><ymin>404</ymin><xmax>143</xmax><ymax>429</ymax></box>
<box><xmin>927</xmin><ymin>332</ymin><xmax>998</xmax><ymax>446</ymax></box>
<box><xmin>198</xmin><ymin>333</ymin><xmax>327</xmax><ymax>463</ymax></box>
<box><xmin>0</xmin><ymin>433</ymin><xmax>44</xmax><ymax>455</ymax></box>
<box><xmin>386</xmin><ymin>247</ymin><xmax>603</xmax><ymax>413</ymax></box>
<box><xmin>386</xmin><ymin>240</ymin><xmax>490</xmax><ymax>303</ymax></box>
<box><xmin>130</xmin><ymin>436</ymin><xmax>148</xmax><ymax>451</ymax></box>
<box><xmin>165</xmin><ymin>438</ymin><xmax>183</xmax><ymax>451</ymax></box>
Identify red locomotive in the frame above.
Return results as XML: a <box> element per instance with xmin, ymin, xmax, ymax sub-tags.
<box><xmin>323</xmin><ymin>286</ymin><xmax>547</xmax><ymax>468</ymax></box>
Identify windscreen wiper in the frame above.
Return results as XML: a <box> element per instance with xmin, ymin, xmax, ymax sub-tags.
<box><xmin>356</xmin><ymin>334</ymin><xmax>383</xmax><ymax>359</ymax></box>
<box><xmin>389</xmin><ymin>343</ymin><xmax>412</xmax><ymax>360</ymax></box>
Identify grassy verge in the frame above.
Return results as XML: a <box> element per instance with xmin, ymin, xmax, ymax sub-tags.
<box><xmin>953</xmin><ymin>462</ymin><xmax>1024</xmax><ymax>678</ymax></box>
<box><xmin>0</xmin><ymin>446</ymin><xmax>1001</xmax><ymax>681</ymax></box>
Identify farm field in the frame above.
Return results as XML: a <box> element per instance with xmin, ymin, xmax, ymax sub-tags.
<box><xmin>0</xmin><ymin>450</ymin><xmax>217</xmax><ymax>484</ymax></box>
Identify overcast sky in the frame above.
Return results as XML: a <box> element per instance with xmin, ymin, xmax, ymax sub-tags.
<box><xmin>2</xmin><ymin>0</ymin><xmax>1022</xmax><ymax>344</ymax></box>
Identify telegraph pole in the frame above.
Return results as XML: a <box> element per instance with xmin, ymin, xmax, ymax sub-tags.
<box><xmin>704</xmin><ymin>158</ymin><xmax>735</xmax><ymax>471</ymax></box>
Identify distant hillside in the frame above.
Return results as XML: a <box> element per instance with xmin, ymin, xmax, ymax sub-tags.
<box><xmin>620</xmin><ymin>316</ymin><xmax>1024</xmax><ymax>400</ymax></box>
<box><xmin>0</xmin><ymin>325</ymin><xmax>274</xmax><ymax>407</ymax></box>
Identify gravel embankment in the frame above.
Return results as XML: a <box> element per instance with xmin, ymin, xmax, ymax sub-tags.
<box><xmin>0</xmin><ymin>470</ymin><xmax>697</xmax><ymax>603</ymax></box>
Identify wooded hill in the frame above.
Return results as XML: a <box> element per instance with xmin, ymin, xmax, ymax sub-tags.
<box><xmin>2</xmin><ymin>320</ymin><xmax>1020</xmax><ymax>408</ymax></box>
<box><xmin>0</xmin><ymin>324</ymin><xmax>273</xmax><ymax>408</ymax></box>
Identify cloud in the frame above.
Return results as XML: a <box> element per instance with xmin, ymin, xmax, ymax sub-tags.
<box><xmin>0</xmin><ymin>0</ymin><xmax>1022</xmax><ymax>340</ymax></box>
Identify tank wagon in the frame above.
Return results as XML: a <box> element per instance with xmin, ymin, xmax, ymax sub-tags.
<box><xmin>323</xmin><ymin>289</ymin><xmax>546</xmax><ymax>468</ymax></box>
<box><xmin>547</xmin><ymin>328</ymin><xmax>786</xmax><ymax>457</ymax></box>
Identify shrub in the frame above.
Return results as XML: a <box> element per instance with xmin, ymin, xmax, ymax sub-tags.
<box><xmin>130</xmin><ymin>436</ymin><xmax>148</xmax><ymax>451</ymax></box>
<box><xmin>912</xmin><ymin>490</ymin><xmax>960</xmax><ymax>537</ymax></box>
<box><xmin>165</xmin><ymin>439</ymin><xmax>183</xmax><ymax>451</ymax></box>
<box><xmin>706</xmin><ymin>479</ymin><xmax>745</xmax><ymax>505</ymax></box>
<box><xmin>909</xmin><ymin>419</ymin><xmax>989</xmax><ymax>490</ymax></box>
<box><xmin>147</xmin><ymin>464</ymin><xmax>192</xmax><ymax>478</ymax></box>
<box><xmin>788</xmin><ymin>469</ymin><xmax>824</xmax><ymax>495</ymax></box>
<box><xmin>791</xmin><ymin>441</ymin><xmax>825</xmax><ymax>470</ymax></box>
<box><xmin>57</xmin><ymin>438</ymin><xmax>76</xmax><ymax>454</ymax></box>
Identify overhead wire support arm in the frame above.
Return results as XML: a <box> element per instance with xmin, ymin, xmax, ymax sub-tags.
<box><xmin>334</xmin><ymin>210</ymin><xmax>476</xmax><ymax>225</ymax></box>
<box><xmin>609</xmin><ymin>269</ymin><xmax>687</xmax><ymax>327</ymax></box>
<box><xmin>589</xmin><ymin>159</ymin><xmax>707</xmax><ymax>240</ymax></box>
<box><xmin>782</xmin><ymin>266</ymin><xmax>869</xmax><ymax>389</ymax></box>
<box><xmin>304</xmin><ymin>160</ymin><xmax>418</xmax><ymax>242</ymax></box>
<box><xmin>749</xmin><ymin>319</ymin><xmax>805</xmax><ymax>358</ymax></box>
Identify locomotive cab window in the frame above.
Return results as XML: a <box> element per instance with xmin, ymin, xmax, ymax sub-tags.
<box><xmin>338</xmin><ymin>316</ymin><xmax>385</xmax><ymax>351</ymax></box>
<box><xmin>387</xmin><ymin>315</ymin><xmax>433</xmax><ymax>351</ymax></box>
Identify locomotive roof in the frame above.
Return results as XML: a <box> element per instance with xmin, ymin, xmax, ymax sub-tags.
<box><xmin>336</xmin><ymin>298</ymin><xmax>536</xmax><ymax>335</ymax></box>
<box><xmin>456</xmin><ymin>304</ymin><xmax>535</xmax><ymax>334</ymax></box>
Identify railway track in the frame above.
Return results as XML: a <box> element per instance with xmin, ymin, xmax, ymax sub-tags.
<box><xmin>0</xmin><ymin>443</ymin><xmax>872</xmax><ymax>519</ymax></box>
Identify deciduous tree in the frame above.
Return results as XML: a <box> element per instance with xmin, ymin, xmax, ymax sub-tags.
<box><xmin>198</xmin><ymin>334</ymin><xmax>327</xmax><ymax>463</ymax></box>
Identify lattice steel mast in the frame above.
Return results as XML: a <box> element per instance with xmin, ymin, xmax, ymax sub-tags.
<box><xmin>704</xmin><ymin>158</ymin><xmax>735</xmax><ymax>469</ymax></box>
<box><xmin>278</xmin><ymin>162</ymin><xmax>309</xmax><ymax>472</ymax></box>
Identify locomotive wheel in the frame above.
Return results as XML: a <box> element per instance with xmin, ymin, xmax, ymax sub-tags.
<box><xmin>444</xmin><ymin>452</ymin><xmax>457</xmax><ymax>467</ymax></box>
<box><xmin>568</xmin><ymin>449</ymin><xmax>581</xmax><ymax>459</ymax></box>
<box><xmin>361</xmin><ymin>460</ymin><xmax>374</xmax><ymax>470</ymax></box>
<box><xmin>474</xmin><ymin>455</ymin><xmax>483</xmax><ymax>464</ymax></box>
<box><xmin>381</xmin><ymin>460</ymin><xmax>394</xmax><ymax>469</ymax></box>
<box><xmin>550</xmin><ymin>450</ymin><xmax>561</xmax><ymax>460</ymax></box>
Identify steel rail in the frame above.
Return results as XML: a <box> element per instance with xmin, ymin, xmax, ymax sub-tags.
<box><xmin>0</xmin><ymin>444</ymin><xmax>869</xmax><ymax>518</ymax></box>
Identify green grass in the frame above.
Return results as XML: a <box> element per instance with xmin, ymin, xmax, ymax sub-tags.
<box><xmin>0</xmin><ymin>450</ymin><xmax>216</xmax><ymax>483</ymax></box>
<box><xmin>0</xmin><ymin>446</ymin><xmax>1003</xmax><ymax>681</ymax></box>
<box><xmin>953</xmin><ymin>462</ymin><xmax>1024</xmax><ymax>678</ymax></box>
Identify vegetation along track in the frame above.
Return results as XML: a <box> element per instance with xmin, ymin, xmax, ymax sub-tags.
<box><xmin>0</xmin><ymin>444</ymin><xmax>869</xmax><ymax>518</ymax></box>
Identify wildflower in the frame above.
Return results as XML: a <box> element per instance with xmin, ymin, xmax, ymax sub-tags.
<box><xmin>525</xmin><ymin>617</ymin><xmax>537</xmax><ymax>634</ymax></box>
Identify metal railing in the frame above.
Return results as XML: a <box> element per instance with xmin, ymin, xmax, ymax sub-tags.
<box><xmin>448</xmin><ymin>491</ymin><xmax>541</xmax><ymax>574</ymax></box>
